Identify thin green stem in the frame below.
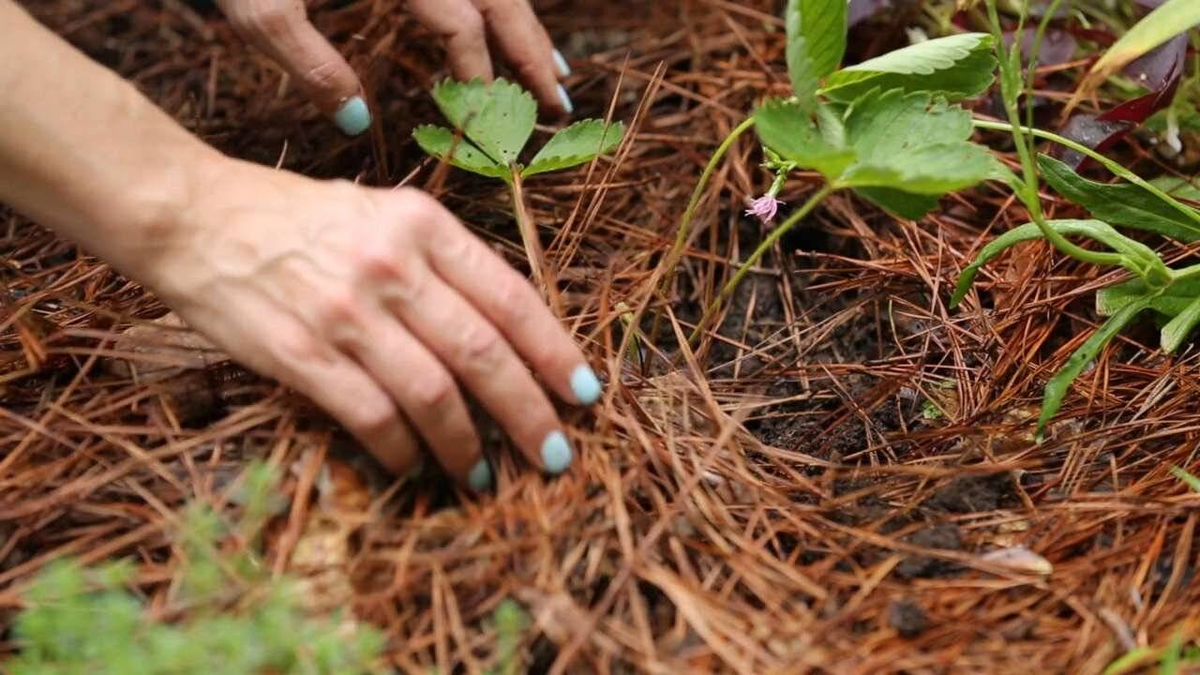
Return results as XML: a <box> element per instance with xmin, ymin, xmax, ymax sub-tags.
<box><xmin>661</xmin><ymin>116</ymin><xmax>757</xmax><ymax>291</ymax></box>
<box><xmin>972</xmin><ymin>119</ymin><xmax>1200</xmax><ymax>230</ymax></box>
<box><xmin>984</xmin><ymin>0</ymin><xmax>1169</xmax><ymax>283</ymax></box>
<box><xmin>1024</xmin><ymin>0</ymin><xmax>1066</xmax><ymax>129</ymax></box>
<box><xmin>687</xmin><ymin>184</ymin><xmax>836</xmax><ymax>346</ymax></box>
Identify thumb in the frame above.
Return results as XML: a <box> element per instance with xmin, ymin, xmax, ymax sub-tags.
<box><xmin>217</xmin><ymin>0</ymin><xmax>370</xmax><ymax>136</ymax></box>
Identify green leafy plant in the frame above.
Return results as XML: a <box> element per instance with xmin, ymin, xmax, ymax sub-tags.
<box><xmin>413</xmin><ymin>78</ymin><xmax>624</xmax><ymax>290</ymax></box>
<box><xmin>673</xmin><ymin>0</ymin><xmax>1004</xmax><ymax>342</ymax></box>
<box><xmin>5</xmin><ymin>462</ymin><xmax>386</xmax><ymax>674</ymax></box>
<box><xmin>950</xmin><ymin>0</ymin><xmax>1200</xmax><ymax>439</ymax></box>
<box><xmin>1104</xmin><ymin>629</ymin><xmax>1200</xmax><ymax>675</ymax></box>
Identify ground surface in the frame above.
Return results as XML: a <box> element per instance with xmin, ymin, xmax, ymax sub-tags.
<box><xmin>2</xmin><ymin>1</ymin><xmax>1200</xmax><ymax>673</ymax></box>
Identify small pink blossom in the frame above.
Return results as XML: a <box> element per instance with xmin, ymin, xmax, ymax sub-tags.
<box><xmin>745</xmin><ymin>195</ymin><xmax>784</xmax><ymax>224</ymax></box>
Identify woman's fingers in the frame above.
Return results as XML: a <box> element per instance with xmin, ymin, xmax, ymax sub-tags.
<box><xmin>384</xmin><ymin>276</ymin><xmax>576</xmax><ymax>475</ymax></box>
<box><xmin>425</xmin><ymin>222</ymin><xmax>601</xmax><ymax>408</ymax></box>
<box><xmin>215</xmin><ymin>0</ymin><xmax>370</xmax><ymax>136</ymax></box>
<box><xmin>407</xmin><ymin>0</ymin><xmax>494</xmax><ymax>84</ymax></box>
<box><xmin>342</xmin><ymin>309</ymin><xmax>491</xmax><ymax>492</ymax></box>
<box><xmin>471</xmin><ymin>0</ymin><xmax>572</xmax><ymax>113</ymax></box>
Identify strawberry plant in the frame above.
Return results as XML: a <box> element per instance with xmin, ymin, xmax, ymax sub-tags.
<box><xmin>413</xmin><ymin>78</ymin><xmax>624</xmax><ymax>292</ymax></box>
<box><xmin>951</xmin><ymin>0</ymin><xmax>1200</xmax><ymax>439</ymax></box>
<box><xmin>675</xmin><ymin>0</ymin><xmax>1006</xmax><ymax>341</ymax></box>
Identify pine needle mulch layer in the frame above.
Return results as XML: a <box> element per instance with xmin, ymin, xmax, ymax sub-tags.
<box><xmin>3</xmin><ymin>1</ymin><xmax>1200</xmax><ymax>672</ymax></box>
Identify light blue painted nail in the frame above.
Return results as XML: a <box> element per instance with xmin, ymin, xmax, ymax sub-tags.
<box><xmin>552</xmin><ymin>49</ymin><xmax>572</xmax><ymax>78</ymax></box>
<box><xmin>556</xmin><ymin>84</ymin><xmax>574</xmax><ymax>115</ymax></box>
<box><xmin>334</xmin><ymin>96</ymin><xmax>371</xmax><ymax>136</ymax></box>
<box><xmin>468</xmin><ymin>458</ymin><xmax>492</xmax><ymax>492</ymax></box>
<box><xmin>541</xmin><ymin>431</ymin><xmax>573</xmax><ymax>474</ymax></box>
<box><xmin>570</xmin><ymin>365</ymin><xmax>602</xmax><ymax>406</ymax></box>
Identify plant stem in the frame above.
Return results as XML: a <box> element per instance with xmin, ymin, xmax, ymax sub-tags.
<box><xmin>687</xmin><ymin>183</ymin><xmax>836</xmax><ymax>345</ymax></box>
<box><xmin>972</xmin><ymin>119</ymin><xmax>1200</xmax><ymax>231</ymax></box>
<box><xmin>661</xmin><ymin>116</ymin><xmax>757</xmax><ymax>293</ymax></box>
<box><xmin>984</xmin><ymin>0</ymin><xmax>1169</xmax><ymax>282</ymax></box>
<box><xmin>509</xmin><ymin>169</ymin><xmax>548</xmax><ymax>296</ymax></box>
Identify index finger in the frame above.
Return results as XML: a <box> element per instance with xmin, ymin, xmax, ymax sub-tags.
<box><xmin>471</xmin><ymin>0</ymin><xmax>573</xmax><ymax>114</ymax></box>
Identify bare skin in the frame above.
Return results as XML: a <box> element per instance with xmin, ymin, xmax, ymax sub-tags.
<box><xmin>215</xmin><ymin>0</ymin><xmax>574</xmax><ymax>132</ymax></box>
<box><xmin>0</xmin><ymin>0</ymin><xmax>599</xmax><ymax>491</ymax></box>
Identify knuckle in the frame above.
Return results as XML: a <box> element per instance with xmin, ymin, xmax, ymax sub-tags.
<box><xmin>452</xmin><ymin>8</ymin><xmax>486</xmax><ymax>39</ymax></box>
<box><xmin>347</xmin><ymin>394</ymin><xmax>397</xmax><ymax>438</ymax></box>
<box><xmin>304</xmin><ymin>60</ymin><xmax>344</xmax><ymax>92</ymax></box>
<box><xmin>491</xmin><ymin>271</ymin><xmax>531</xmax><ymax>322</ymax></box>
<box><xmin>411</xmin><ymin>371</ymin><xmax>458</xmax><ymax>411</ymax></box>
<box><xmin>270</xmin><ymin>324</ymin><xmax>323</xmax><ymax>366</ymax></box>
<box><xmin>459</xmin><ymin>322</ymin><xmax>504</xmax><ymax>364</ymax></box>
<box><xmin>315</xmin><ymin>287</ymin><xmax>363</xmax><ymax>335</ymax></box>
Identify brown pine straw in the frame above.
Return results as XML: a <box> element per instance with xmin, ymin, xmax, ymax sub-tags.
<box><xmin>3</xmin><ymin>1</ymin><xmax>1200</xmax><ymax>672</ymax></box>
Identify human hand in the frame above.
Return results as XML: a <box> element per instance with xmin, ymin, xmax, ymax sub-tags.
<box><xmin>137</xmin><ymin>159</ymin><xmax>601</xmax><ymax>490</ymax></box>
<box><xmin>215</xmin><ymin>0</ymin><xmax>574</xmax><ymax>136</ymax></box>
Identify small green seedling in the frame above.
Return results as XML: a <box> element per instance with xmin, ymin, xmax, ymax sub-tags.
<box><xmin>414</xmin><ymin>78</ymin><xmax>624</xmax><ymax>290</ymax></box>
<box><xmin>6</xmin><ymin>462</ymin><xmax>385</xmax><ymax>675</ymax></box>
<box><xmin>1172</xmin><ymin>466</ymin><xmax>1200</xmax><ymax>493</ymax></box>
<box><xmin>676</xmin><ymin>0</ymin><xmax>1005</xmax><ymax>342</ymax></box>
<box><xmin>950</xmin><ymin>0</ymin><xmax>1200</xmax><ymax>440</ymax></box>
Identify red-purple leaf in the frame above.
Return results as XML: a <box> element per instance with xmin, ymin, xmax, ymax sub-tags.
<box><xmin>1055</xmin><ymin>115</ymin><xmax>1131</xmax><ymax>169</ymax></box>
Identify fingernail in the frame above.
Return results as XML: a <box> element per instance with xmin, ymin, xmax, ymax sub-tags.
<box><xmin>570</xmin><ymin>365</ymin><xmax>602</xmax><ymax>406</ymax></box>
<box><xmin>468</xmin><ymin>458</ymin><xmax>493</xmax><ymax>492</ymax></box>
<box><xmin>552</xmin><ymin>49</ymin><xmax>572</xmax><ymax>78</ymax></box>
<box><xmin>334</xmin><ymin>96</ymin><xmax>371</xmax><ymax>136</ymax></box>
<box><xmin>541</xmin><ymin>431</ymin><xmax>573</xmax><ymax>474</ymax></box>
<box><xmin>556</xmin><ymin>84</ymin><xmax>574</xmax><ymax>115</ymax></box>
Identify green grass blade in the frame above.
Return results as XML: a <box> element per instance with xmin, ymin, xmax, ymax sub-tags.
<box><xmin>1037</xmin><ymin>297</ymin><xmax>1153</xmax><ymax>440</ymax></box>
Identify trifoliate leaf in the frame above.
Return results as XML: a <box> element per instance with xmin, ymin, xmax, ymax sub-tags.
<box><xmin>413</xmin><ymin>125</ymin><xmax>509</xmax><ymax>179</ymax></box>
<box><xmin>1038</xmin><ymin>154</ymin><xmax>1200</xmax><ymax>242</ymax></box>
<box><xmin>821</xmin><ymin>33</ymin><xmax>997</xmax><ymax>103</ymax></box>
<box><xmin>522</xmin><ymin>120</ymin><xmax>625</xmax><ymax>178</ymax></box>
<box><xmin>431</xmin><ymin>77</ymin><xmax>536</xmax><ymax>165</ymax></box>
<box><xmin>841</xmin><ymin>89</ymin><xmax>1002</xmax><ymax>194</ymax></box>
<box><xmin>786</xmin><ymin>0</ymin><xmax>848</xmax><ymax>105</ymax></box>
<box><xmin>754</xmin><ymin>99</ymin><xmax>855</xmax><ymax>180</ymax></box>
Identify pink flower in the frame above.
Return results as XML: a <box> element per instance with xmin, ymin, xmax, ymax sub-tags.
<box><xmin>745</xmin><ymin>195</ymin><xmax>784</xmax><ymax>224</ymax></box>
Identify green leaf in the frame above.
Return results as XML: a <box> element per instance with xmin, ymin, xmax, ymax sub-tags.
<box><xmin>786</xmin><ymin>0</ymin><xmax>848</xmax><ymax>104</ymax></box>
<box><xmin>431</xmin><ymin>77</ymin><xmax>536</xmax><ymax>165</ymax></box>
<box><xmin>1037</xmin><ymin>296</ymin><xmax>1153</xmax><ymax>440</ymax></box>
<box><xmin>951</xmin><ymin>220</ymin><xmax>1151</xmax><ymax>308</ymax></box>
<box><xmin>1038</xmin><ymin>155</ymin><xmax>1200</xmax><ymax>242</ymax></box>
<box><xmin>853</xmin><ymin>187</ymin><xmax>940</xmax><ymax>220</ymax></box>
<box><xmin>1097</xmin><ymin>277</ymin><xmax>1200</xmax><ymax>318</ymax></box>
<box><xmin>840</xmin><ymin>89</ymin><xmax>1004</xmax><ymax>194</ymax></box>
<box><xmin>1085</xmin><ymin>0</ymin><xmax>1200</xmax><ymax>87</ymax></box>
<box><xmin>522</xmin><ymin>120</ymin><xmax>625</xmax><ymax>178</ymax></box>
<box><xmin>753</xmin><ymin>99</ymin><xmax>855</xmax><ymax>180</ymax></box>
<box><xmin>1172</xmin><ymin>466</ymin><xmax>1200</xmax><ymax>493</ymax></box>
<box><xmin>1161</xmin><ymin>294</ymin><xmax>1200</xmax><ymax>353</ymax></box>
<box><xmin>821</xmin><ymin>33</ymin><xmax>997</xmax><ymax>103</ymax></box>
<box><xmin>1151</xmin><ymin>175</ymin><xmax>1200</xmax><ymax>202</ymax></box>
<box><xmin>413</xmin><ymin>125</ymin><xmax>510</xmax><ymax>180</ymax></box>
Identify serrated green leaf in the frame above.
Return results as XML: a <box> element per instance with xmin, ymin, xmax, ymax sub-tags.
<box><xmin>1037</xmin><ymin>296</ymin><xmax>1153</xmax><ymax>440</ymax></box>
<box><xmin>951</xmin><ymin>220</ymin><xmax>1150</xmax><ymax>308</ymax></box>
<box><xmin>1161</xmin><ymin>294</ymin><xmax>1200</xmax><ymax>353</ymax></box>
<box><xmin>431</xmin><ymin>78</ymin><xmax>536</xmax><ymax>165</ymax></box>
<box><xmin>1038</xmin><ymin>155</ymin><xmax>1200</xmax><ymax>242</ymax></box>
<box><xmin>522</xmin><ymin>120</ymin><xmax>625</xmax><ymax>178</ymax></box>
<box><xmin>840</xmin><ymin>89</ymin><xmax>1003</xmax><ymax>194</ymax></box>
<box><xmin>753</xmin><ymin>99</ymin><xmax>855</xmax><ymax>180</ymax></box>
<box><xmin>821</xmin><ymin>33</ymin><xmax>997</xmax><ymax>103</ymax></box>
<box><xmin>853</xmin><ymin>187</ymin><xmax>940</xmax><ymax>220</ymax></box>
<box><xmin>413</xmin><ymin>125</ymin><xmax>509</xmax><ymax>179</ymax></box>
<box><xmin>786</xmin><ymin>0</ymin><xmax>848</xmax><ymax>104</ymax></box>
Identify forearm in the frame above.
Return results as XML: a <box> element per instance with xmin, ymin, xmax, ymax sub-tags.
<box><xmin>0</xmin><ymin>0</ymin><xmax>224</xmax><ymax>273</ymax></box>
